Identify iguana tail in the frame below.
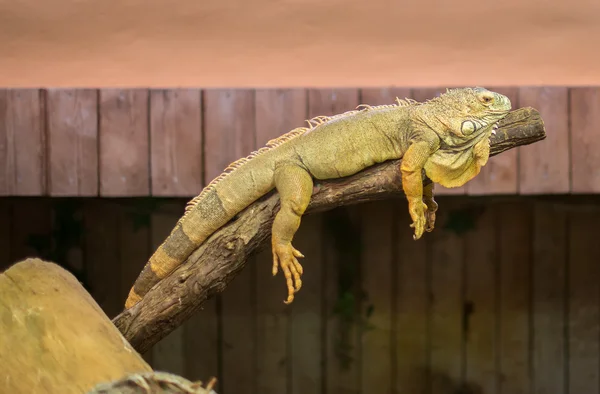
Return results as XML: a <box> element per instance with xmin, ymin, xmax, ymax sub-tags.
<box><xmin>124</xmin><ymin>128</ymin><xmax>307</xmax><ymax>309</ymax></box>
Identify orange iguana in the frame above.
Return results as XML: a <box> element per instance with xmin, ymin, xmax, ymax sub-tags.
<box><xmin>125</xmin><ymin>87</ymin><xmax>511</xmax><ymax>309</ymax></box>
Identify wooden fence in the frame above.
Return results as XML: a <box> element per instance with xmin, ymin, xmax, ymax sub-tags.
<box><xmin>1</xmin><ymin>195</ymin><xmax>600</xmax><ymax>394</ymax></box>
<box><xmin>1</xmin><ymin>86</ymin><xmax>599</xmax><ymax>197</ymax></box>
<box><xmin>2</xmin><ymin>86</ymin><xmax>600</xmax><ymax>393</ymax></box>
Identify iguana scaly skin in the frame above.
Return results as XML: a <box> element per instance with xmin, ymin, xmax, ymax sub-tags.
<box><xmin>125</xmin><ymin>87</ymin><xmax>511</xmax><ymax>309</ymax></box>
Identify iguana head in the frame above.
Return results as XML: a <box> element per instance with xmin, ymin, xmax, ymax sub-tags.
<box><xmin>416</xmin><ymin>87</ymin><xmax>512</xmax><ymax>188</ymax></box>
<box><xmin>421</xmin><ymin>87</ymin><xmax>511</xmax><ymax>140</ymax></box>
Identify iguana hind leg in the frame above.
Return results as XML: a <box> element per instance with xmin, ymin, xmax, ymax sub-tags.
<box><xmin>272</xmin><ymin>164</ymin><xmax>313</xmax><ymax>304</ymax></box>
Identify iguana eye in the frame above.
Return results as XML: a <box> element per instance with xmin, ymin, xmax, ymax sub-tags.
<box><xmin>478</xmin><ymin>93</ymin><xmax>494</xmax><ymax>105</ymax></box>
<box><xmin>461</xmin><ymin>120</ymin><xmax>477</xmax><ymax>135</ymax></box>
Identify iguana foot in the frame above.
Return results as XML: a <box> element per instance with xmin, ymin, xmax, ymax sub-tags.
<box><xmin>424</xmin><ymin>199</ymin><xmax>438</xmax><ymax>233</ymax></box>
<box><xmin>408</xmin><ymin>197</ymin><xmax>428</xmax><ymax>240</ymax></box>
<box><xmin>272</xmin><ymin>242</ymin><xmax>304</xmax><ymax>304</ymax></box>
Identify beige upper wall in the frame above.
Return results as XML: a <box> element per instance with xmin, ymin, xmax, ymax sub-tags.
<box><xmin>0</xmin><ymin>0</ymin><xmax>598</xmax><ymax>88</ymax></box>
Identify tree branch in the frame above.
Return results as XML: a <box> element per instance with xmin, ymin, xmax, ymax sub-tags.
<box><xmin>113</xmin><ymin>107</ymin><xmax>546</xmax><ymax>354</ymax></box>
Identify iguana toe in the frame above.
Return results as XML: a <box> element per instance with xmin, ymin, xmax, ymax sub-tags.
<box><xmin>272</xmin><ymin>243</ymin><xmax>305</xmax><ymax>304</ymax></box>
<box><xmin>425</xmin><ymin>209</ymin><xmax>436</xmax><ymax>232</ymax></box>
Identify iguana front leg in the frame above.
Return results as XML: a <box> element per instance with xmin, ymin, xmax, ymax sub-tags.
<box><xmin>401</xmin><ymin>141</ymin><xmax>435</xmax><ymax>240</ymax></box>
<box><xmin>272</xmin><ymin>164</ymin><xmax>313</xmax><ymax>304</ymax></box>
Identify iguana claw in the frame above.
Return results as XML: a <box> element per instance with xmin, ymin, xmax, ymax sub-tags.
<box><xmin>425</xmin><ymin>208</ymin><xmax>436</xmax><ymax>232</ymax></box>
<box><xmin>272</xmin><ymin>242</ymin><xmax>304</xmax><ymax>304</ymax></box>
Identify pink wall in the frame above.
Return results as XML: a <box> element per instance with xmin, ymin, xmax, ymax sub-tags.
<box><xmin>1</xmin><ymin>0</ymin><xmax>599</xmax><ymax>88</ymax></box>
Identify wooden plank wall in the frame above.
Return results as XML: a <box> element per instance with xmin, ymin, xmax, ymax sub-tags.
<box><xmin>0</xmin><ymin>86</ymin><xmax>599</xmax><ymax>393</ymax></box>
<box><xmin>1</xmin><ymin>86</ymin><xmax>600</xmax><ymax>197</ymax></box>
<box><xmin>1</xmin><ymin>195</ymin><xmax>600</xmax><ymax>394</ymax></box>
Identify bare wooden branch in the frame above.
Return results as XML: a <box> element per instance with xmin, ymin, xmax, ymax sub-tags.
<box><xmin>113</xmin><ymin>107</ymin><xmax>546</xmax><ymax>354</ymax></box>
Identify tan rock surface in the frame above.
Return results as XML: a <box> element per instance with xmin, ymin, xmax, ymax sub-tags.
<box><xmin>0</xmin><ymin>258</ymin><xmax>152</xmax><ymax>394</ymax></box>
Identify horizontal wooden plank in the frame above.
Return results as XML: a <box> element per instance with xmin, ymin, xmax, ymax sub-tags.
<box><xmin>0</xmin><ymin>89</ymin><xmax>46</xmax><ymax>196</ymax></box>
<box><xmin>47</xmin><ymin>89</ymin><xmax>98</xmax><ymax>196</ymax></box>
<box><xmin>99</xmin><ymin>89</ymin><xmax>150</xmax><ymax>196</ymax></box>
<box><xmin>150</xmin><ymin>89</ymin><xmax>203</xmax><ymax>197</ymax></box>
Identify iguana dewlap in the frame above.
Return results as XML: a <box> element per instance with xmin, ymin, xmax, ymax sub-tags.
<box><xmin>125</xmin><ymin>87</ymin><xmax>511</xmax><ymax>309</ymax></box>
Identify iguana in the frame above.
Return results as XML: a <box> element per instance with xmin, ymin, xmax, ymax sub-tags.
<box><xmin>125</xmin><ymin>87</ymin><xmax>511</xmax><ymax>309</ymax></box>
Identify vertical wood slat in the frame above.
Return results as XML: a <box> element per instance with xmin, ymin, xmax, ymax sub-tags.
<box><xmin>254</xmin><ymin>89</ymin><xmax>307</xmax><ymax>394</ymax></box>
<box><xmin>395</xmin><ymin>204</ymin><xmax>429</xmax><ymax>393</ymax></box>
<box><xmin>150</xmin><ymin>89</ymin><xmax>203</xmax><ymax>197</ymax></box>
<box><xmin>46</xmin><ymin>89</ymin><xmax>98</xmax><ymax>196</ymax></box>
<box><xmin>183</xmin><ymin>291</ymin><xmax>220</xmax><ymax>383</ymax></box>
<box><xmin>464</xmin><ymin>204</ymin><xmax>497</xmax><ymax>393</ymax></box>
<box><xmin>290</xmin><ymin>214</ymin><xmax>325</xmax><ymax>394</ymax></box>
<box><xmin>569</xmin><ymin>87</ymin><xmax>600</xmax><ymax>193</ymax></box>
<box><xmin>118</xmin><ymin>203</ymin><xmax>152</xmax><ymax>319</ymax></box>
<box><xmin>467</xmin><ymin>87</ymin><xmax>520</xmax><ymax>195</ymax></box>
<box><xmin>0</xmin><ymin>89</ymin><xmax>46</xmax><ymax>196</ymax></box>
<box><xmin>99</xmin><ymin>89</ymin><xmax>150</xmax><ymax>196</ymax></box>
<box><xmin>307</xmin><ymin>88</ymin><xmax>360</xmax><ymax>394</ymax></box>
<box><xmin>428</xmin><ymin>198</ymin><xmax>465</xmax><ymax>391</ymax></box>
<box><xmin>567</xmin><ymin>206</ymin><xmax>600</xmax><ymax>394</ymax></box>
<box><xmin>151</xmin><ymin>202</ymin><xmax>186</xmax><ymax>376</ymax></box>
<box><xmin>0</xmin><ymin>200</ymin><xmax>10</xmax><ymax>270</ymax></box>
<box><xmin>497</xmin><ymin>202</ymin><xmax>531</xmax><ymax>394</ymax></box>
<box><xmin>117</xmin><ymin>200</ymin><xmax>152</xmax><ymax>364</ymax></box>
<box><xmin>83</xmin><ymin>200</ymin><xmax>121</xmax><ymax>318</ymax></box>
<box><xmin>323</xmin><ymin>206</ymin><xmax>362</xmax><ymax>394</ymax></box>
<box><xmin>358</xmin><ymin>87</ymin><xmax>411</xmax><ymax>393</ymax></box>
<box><xmin>532</xmin><ymin>203</ymin><xmax>567</xmax><ymax>394</ymax></box>
<box><xmin>9</xmin><ymin>199</ymin><xmax>52</xmax><ymax>263</ymax></box>
<box><xmin>220</xmin><ymin>261</ymin><xmax>256</xmax><ymax>394</ymax></box>
<box><xmin>411</xmin><ymin>87</ymin><xmax>466</xmax><ymax>196</ymax></box>
<box><xmin>359</xmin><ymin>200</ymin><xmax>394</xmax><ymax>393</ymax></box>
<box><xmin>204</xmin><ymin>89</ymin><xmax>257</xmax><ymax>394</ymax></box>
<box><xmin>518</xmin><ymin>87</ymin><xmax>570</xmax><ymax>194</ymax></box>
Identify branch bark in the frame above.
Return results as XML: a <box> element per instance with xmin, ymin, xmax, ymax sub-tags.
<box><xmin>113</xmin><ymin>107</ymin><xmax>546</xmax><ymax>354</ymax></box>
